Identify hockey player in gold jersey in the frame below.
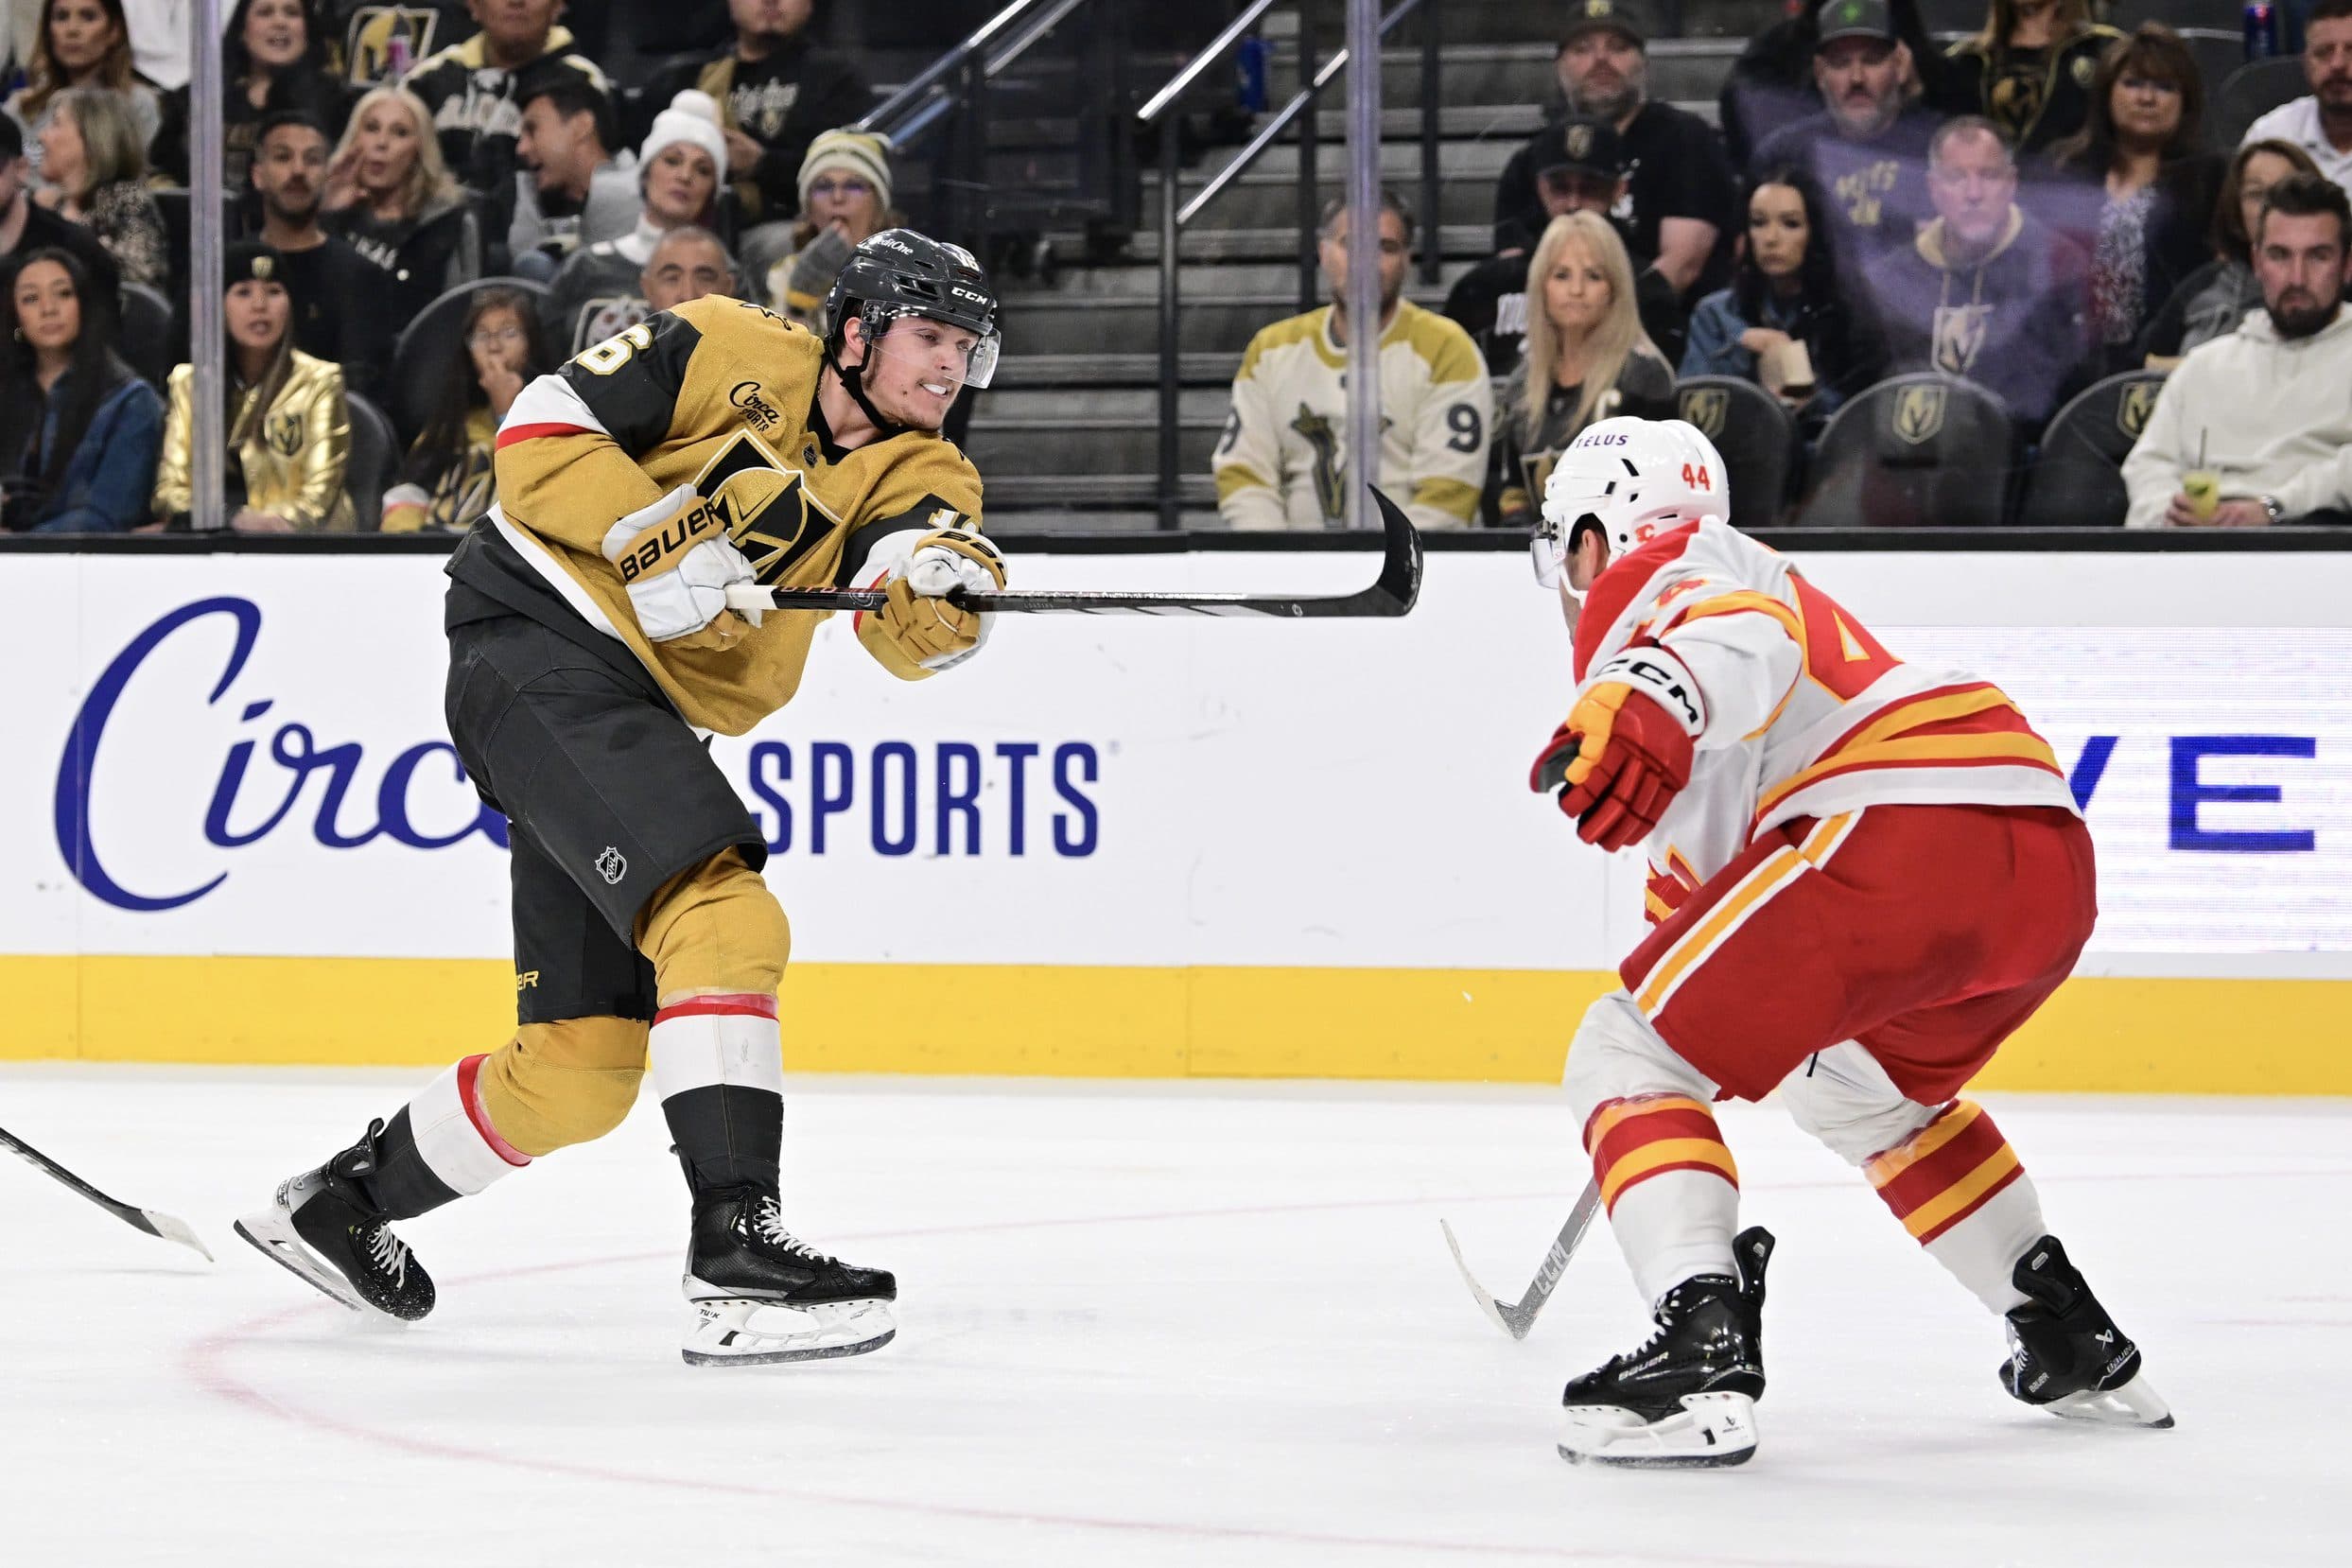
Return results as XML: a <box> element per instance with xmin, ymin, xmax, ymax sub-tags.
<box><xmin>237</xmin><ymin>231</ymin><xmax>1006</xmax><ymax>1366</ymax></box>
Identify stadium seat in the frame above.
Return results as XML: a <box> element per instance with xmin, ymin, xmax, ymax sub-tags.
<box><xmin>1918</xmin><ymin>0</ymin><xmax>1985</xmax><ymax>37</ymax></box>
<box><xmin>2212</xmin><ymin>56</ymin><xmax>2308</xmax><ymax>149</ymax></box>
<box><xmin>2114</xmin><ymin>0</ymin><xmax>2245</xmax><ymax>31</ymax></box>
<box><xmin>387</xmin><ymin>277</ymin><xmax>551</xmax><ymax>444</ymax></box>
<box><xmin>343</xmin><ymin>392</ymin><xmax>400</xmax><ymax>532</ymax></box>
<box><xmin>116</xmin><ymin>283</ymin><xmax>177</xmax><ymax>390</ymax></box>
<box><xmin>2013</xmin><ymin>369</ymin><xmax>2168</xmax><ymax>530</ymax></box>
<box><xmin>2177</xmin><ymin>29</ymin><xmax>2253</xmax><ymax>109</ymax></box>
<box><xmin>1673</xmin><ymin>376</ymin><xmax>1796</xmax><ymax>531</ymax></box>
<box><xmin>1793</xmin><ymin>374</ymin><xmax>2015</xmax><ymax>529</ymax></box>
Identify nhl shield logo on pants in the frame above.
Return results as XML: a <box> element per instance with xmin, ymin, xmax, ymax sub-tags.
<box><xmin>595</xmin><ymin>846</ymin><xmax>627</xmax><ymax>885</ymax></box>
<box><xmin>1679</xmin><ymin>387</ymin><xmax>1730</xmax><ymax>441</ymax></box>
<box><xmin>1892</xmin><ymin>384</ymin><xmax>1947</xmax><ymax>445</ymax></box>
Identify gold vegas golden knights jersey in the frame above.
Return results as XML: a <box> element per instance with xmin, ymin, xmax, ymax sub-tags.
<box><xmin>480</xmin><ymin>293</ymin><xmax>984</xmax><ymax>735</ymax></box>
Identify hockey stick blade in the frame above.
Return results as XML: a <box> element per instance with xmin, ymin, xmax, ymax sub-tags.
<box><xmin>1438</xmin><ymin>1180</ymin><xmax>1602</xmax><ymax>1341</ymax></box>
<box><xmin>0</xmin><ymin>1124</ymin><xmax>215</xmax><ymax>1262</ymax></box>
<box><xmin>726</xmin><ymin>484</ymin><xmax>1423</xmax><ymax>618</ymax></box>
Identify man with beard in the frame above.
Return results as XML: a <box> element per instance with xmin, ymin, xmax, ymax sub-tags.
<box><xmin>2123</xmin><ymin>173</ymin><xmax>2352</xmax><ymax>528</ymax></box>
<box><xmin>1216</xmin><ymin>190</ymin><xmax>1490</xmax><ymax>531</ymax></box>
<box><xmin>2241</xmin><ymin>0</ymin><xmax>2352</xmax><ymax>201</ymax></box>
<box><xmin>1490</xmin><ymin>0</ymin><xmax>1736</xmax><ymax>300</ymax></box>
<box><xmin>1751</xmin><ymin>0</ymin><xmax>1940</xmax><ymax>270</ymax></box>
<box><xmin>1445</xmin><ymin>115</ymin><xmax>1687</xmax><ymax>375</ymax></box>
<box><xmin>249</xmin><ymin>110</ymin><xmax>387</xmax><ymax>397</ymax></box>
<box><xmin>643</xmin><ymin>0</ymin><xmax>874</xmax><ymax>229</ymax></box>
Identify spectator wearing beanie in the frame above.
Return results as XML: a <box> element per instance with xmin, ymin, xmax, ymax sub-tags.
<box><xmin>763</xmin><ymin>129</ymin><xmax>900</xmax><ymax>330</ymax></box>
<box><xmin>541</xmin><ymin>90</ymin><xmax>727</xmax><ymax>353</ymax></box>
<box><xmin>154</xmin><ymin>241</ymin><xmax>355</xmax><ymax>531</ymax></box>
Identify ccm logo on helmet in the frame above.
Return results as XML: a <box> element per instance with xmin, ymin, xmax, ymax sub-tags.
<box><xmin>950</xmin><ymin>285</ymin><xmax>989</xmax><ymax>305</ymax></box>
<box><xmin>617</xmin><ymin>497</ymin><xmax>734</xmax><ymax>583</ymax></box>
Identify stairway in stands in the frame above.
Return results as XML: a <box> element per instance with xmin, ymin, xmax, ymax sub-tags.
<box><xmin>963</xmin><ymin>0</ymin><xmax>1777</xmax><ymax>528</ymax></box>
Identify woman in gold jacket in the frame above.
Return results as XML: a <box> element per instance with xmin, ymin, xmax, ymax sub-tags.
<box><xmin>154</xmin><ymin>241</ymin><xmax>354</xmax><ymax>531</ymax></box>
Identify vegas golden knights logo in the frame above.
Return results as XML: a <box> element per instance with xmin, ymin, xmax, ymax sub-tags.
<box><xmin>2116</xmin><ymin>379</ymin><xmax>2158</xmax><ymax>442</ymax></box>
<box><xmin>343</xmin><ymin>7</ymin><xmax>444</xmax><ymax>85</ymax></box>
<box><xmin>1292</xmin><ymin>404</ymin><xmax>1345</xmax><ymax>522</ymax></box>
<box><xmin>1929</xmin><ymin>303</ymin><xmax>1991</xmax><ymax>375</ymax></box>
<box><xmin>267</xmin><ymin>413</ymin><xmax>305</xmax><ymax>457</ymax></box>
<box><xmin>1892</xmin><ymin>383</ymin><xmax>1947</xmax><ymax>445</ymax></box>
<box><xmin>1564</xmin><ymin>123</ymin><xmax>1594</xmax><ymax>162</ymax></box>
<box><xmin>1679</xmin><ymin>387</ymin><xmax>1730</xmax><ymax>441</ymax></box>
<box><xmin>695</xmin><ymin>432</ymin><xmax>824</xmax><ymax>584</ymax></box>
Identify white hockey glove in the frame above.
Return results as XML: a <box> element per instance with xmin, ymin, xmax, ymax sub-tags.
<box><xmin>857</xmin><ymin>527</ymin><xmax>1007</xmax><ymax>676</ymax></box>
<box><xmin>601</xmin><ymin>482</ymin><xmax>763</xmax><ymax>648</ymax></box>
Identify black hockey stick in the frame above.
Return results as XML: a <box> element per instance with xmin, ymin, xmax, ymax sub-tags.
<box><xmin>0</xmin><ymin>1124</ymin><xmax>214</xmax><ymax>1261</ymax></box>
<box><xmin>1437</xmin><ymin>1179</ymin><xmax>1601</xmax><ymax>1340</ymax></box>
<box><xmin>724</xmin><ymin>484</ymin><xmax>1423</xmax><ymax>618</ymax></box>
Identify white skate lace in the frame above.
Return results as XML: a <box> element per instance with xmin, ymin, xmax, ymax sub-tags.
<box><xmin>749</xmin><ymin>1198</ymin><xmax>839</xmax><ymax>1264</ymax></box>
<box><xmin>365</xmin><ymin>1223</ymin><xmax>410</xmax><ymax>1285</ymax></box>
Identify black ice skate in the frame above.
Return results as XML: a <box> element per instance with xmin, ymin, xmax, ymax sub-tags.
<box><xmin>1558</xmin><ymin>1227</ymin><xmax>1774</xmax><ymax>1469</ymax></box>
<box><xmin>1999</xmin><ymin>1235</ymin><xmax>2173</xmax><ymax>1428</ymax></box>
<box><xmin>234</xmin><ymin>1120</ymin><xmax>435</xmax><ymax>1322</ymax></box>
<box><xmin>680</xmin><ymin>1181</ymin><xmax>897</xmax><ymax>1367</ymax></box>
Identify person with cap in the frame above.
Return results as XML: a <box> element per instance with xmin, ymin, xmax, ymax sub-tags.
<box><xmin>1491</xmin><ymin>0</ymin><xmax>1737</xmax><ymax>300</ymax></box>
<box><xmin>1751</xmin><ymin>0</ymin><xmax>1942</xmax><ymax>271</ymax></box>
<box><xmin>1446</xmin><ymin>113</ymin><xmax>1689</xmax><ymax>378</ymax></box>
<box><xmin>640</xmin><ymin>0</ymin><xmax>876</xmax><ymax>232</ymax></box>
<box><xmin>1716</xmin><ymin>0</ymin><xmax>1944</xmax><ymax>172</ymax></box>
<box><xmin>235</xmin><ymin>229</ymin><xmax>1012</xmax><ymax>1368</ymax></box>
<box><xmin>401</xmin><ymin>0</ymin><xmax>611</xmax><ymax>263</ymax></box>
<box><xmin>152</xmin><ymin>240</ymin><xmax>356</xmax><ymax>531</ymax></box>
<box><xmin>762</xmin><ymin>128</ymin><xmax>902</xmax><ymax>331</ymax></box>
<box><xmin>508</xmin><ymin>73</ymin><xmax>640</xmax><ymax>273</ymax></box>
<box><xmin>540</xmin><ymin>89</ymin><xmax>727</xmax><ymax>354</ymax></box>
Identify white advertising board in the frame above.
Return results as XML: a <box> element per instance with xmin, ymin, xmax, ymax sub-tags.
<box><xmin>6</xmin><ymin>547</ymin><xmax>2349</xmax><ymax>979</ymax></box>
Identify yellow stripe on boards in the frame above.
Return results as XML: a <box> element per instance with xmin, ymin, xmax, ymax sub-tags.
<box><xmin>1</xmin><ymin>958</ymin><xmax>2348</xmax><ymax>1095</ymax></box>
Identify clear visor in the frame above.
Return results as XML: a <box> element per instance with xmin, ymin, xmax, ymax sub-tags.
<box><xmin>1531</xmin><ymin>508</ymin><xmax>1603</xmax><ymax>591</ymax></box>
<box><xmin>866</xmin><ymin>306</ymin><xmax>1002</xmax><ymax>390</ymax></box>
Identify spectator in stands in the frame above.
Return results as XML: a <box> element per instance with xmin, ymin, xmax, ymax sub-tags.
<box><xmin>121</xmin><ymin>0</ymin><xmax>188</xmax><ymax>91</ymax></box>
<box><xmin>380</xmin><ymin>283</ymin><xmax>547</xmax><ymax>531</ymax></box>
<box><xmin>2044</xmin><ymin>26</ymin><xmax>2224</xmax><ymax>378</ymax></box>
<box><xmin>1751</xmin><ymin>0</ymin><xmax>1940</xmax><ymax>270</ymax></box>
<box><xmin>5</xmin><ymin>0</ymin><xmax>162</xmax><ymax>172</ymax></box>
<box><xmin>2241</xmin><ymin>0</ymin><xmax>2352</xmax><ymax>200</ymax></box>
<box><xmin>155</xmin><ymin>241</ymin><xmax>354</xmax><ymax>531</ymax></box>
<box><xmin>152</xmin><ymin>0</ymin><xmax>349</xmax><ymax>191</ymax></box>
<box><xmin>1491</xmin><ymin>0</ymin><xmax>1736</xmax><ymax>299</ymax></box>
<box><xmin>250</xmin><ymin>109</ymin><xmax>383</xmax><ymax>395</ymax></box>
<box><xmin>0</xmin><ymin>246</ymin><xmax>161</xmax><ymax>531</ymax></box>
<box><xmin>508</xmin><ymin>75</ymin><xmax>636</xmax><ymax>275</ymax></box>
<box><xmin>643</xmin><ymin>0</ymin><xmax>875</xmax><ymax>239</ymax></box>
<box><xmin>640</xmin><ymin>224</ymin><xmax>736</xmax><ymax>314</ymax></box>
<box><xmin>322</xmin><ymin>83</ymin><xmax>479</xmax><ymax>322</ymax></box>
<box><xmin>1718</xmin><ymin>0</ymin><xmax>1943</xmax><ymax>172</ymax></box>
<box><xmin>1493</xmin><ymin>210</ymin><xmax>1675</xmax><ymax>525</ymax></box>
<box><xmin>402</xmin><ymin>0</ymin><xmax>608</xmax><ymax>259</ymax></box>
<box><xmin>2123</xmin><ymin>173</ymin><xmax>2352</xmax><ymax>529</ymax></box>
<box><xmin>2138</xmin><ymin>139</ymin><xmax>2323</xmax><ymax>365</ymax></box>
<box><xmin>540</xmin><ymin>92</ymin><xmax>724</xmax><ymax>352</ymax></box>
<box><xmin>1446</xmin><ymin>115</ymin><xmax>1687</xmax><ymax>376</ymax></box>
<box><xmin>0</xmin><ymin>112</ymin><xmax>119</xmax><ymax>309</ymax></box>
<box><xmin>1871</xmin><ymin>116</ymin><xmax>2092</xmax><ymax>434</ymax></box>
<box><xmin>1682</xmin><ymin>166</ymin><xmax>1886</xmax><ymax>431</ymax></box>
<box><xmin>764</xmin><ymin>129</ymin><xmax>898</xmax><ymax>330</ymax></box>
<box><xmin>322</xmin><ymin>0</ymin><xmax>470</xmax><ymax>88</ymax></box>
<box><xmin>1215</xmin><ymin>191</ymin><xmax>1490</xmax><ymax>531</ymax></box>
<box><xmin>31</xmin><ymin>87</ymin><xmax>163</xmax><ymax>287</ymax></box>
<box><xmin>1932</xmin><ymin>0</ymin><xmax>2120</xmax><ymax>160</ymax></box>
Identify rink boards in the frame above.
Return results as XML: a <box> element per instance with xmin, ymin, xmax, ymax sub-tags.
<box><xmin>5</xmin><ymin>544</ymin><xmax>2348</xmax><ymax>1091</ymax></box>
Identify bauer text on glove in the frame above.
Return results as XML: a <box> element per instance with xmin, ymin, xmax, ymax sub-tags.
<box><xmin>601</xmin><ymin>482</ymin><xmax>763</xmax><ymax>646</ymax></box>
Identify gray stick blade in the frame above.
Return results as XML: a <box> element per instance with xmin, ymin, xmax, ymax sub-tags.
<box><xmin>139</xmin><ymin>1209</ymin><xmax>215</xmax><ymax>1263</ymax></box>
<box><xmin>1438</xmin><ymin>1218</ymin><xmax>1528</xmax><ymax>1340</ymax></box>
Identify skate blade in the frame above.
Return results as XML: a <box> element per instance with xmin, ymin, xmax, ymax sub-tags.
<box><xmin>2046</xmin><ymin>1370</ymin><xmax>2174</xmax><ymax>1429</ymax></box>
<box><xmin>681</xmin><ymin>1296</ymin><xmax>897</xmax><ymax>1368</ymax></box>
<box><xmin>234</xmin><ymin>1206</ymin><xmax>412</xmax><ymax>1326</ymax></box>
<box><xmin>1559</xmin><ymin>1391</ymin><xmax>1758</xmax><ymax>1469</ymax></box>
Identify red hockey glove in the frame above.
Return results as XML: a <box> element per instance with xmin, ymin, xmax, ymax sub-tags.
<box><xmin>1529</xmin><ymin>647</ymin><xmax>1705</xmax><ymax>852</ymax></box>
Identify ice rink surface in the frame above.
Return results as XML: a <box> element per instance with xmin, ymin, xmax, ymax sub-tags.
<box><xmin>1</xmin><ymin>1066</ymin><xmax>2343</xmax><ymax>1568</ymax></box>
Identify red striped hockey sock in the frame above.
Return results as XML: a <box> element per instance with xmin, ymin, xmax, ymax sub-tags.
<box><xmin>1867</xmin><ymin>1101</ymin><xmax>2047</xmax><ymax>1314</ymax></box>
<box><xmin>1584</xmin><ymin>1093</ymin><xmax>1741</xmax><ymax>1303</ymax></box>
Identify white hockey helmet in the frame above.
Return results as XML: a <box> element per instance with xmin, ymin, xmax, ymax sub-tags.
<box><xmin>1532</xmin><ymin>416</ymin><xmax>1732</xmax><ymax>588</ymax></box>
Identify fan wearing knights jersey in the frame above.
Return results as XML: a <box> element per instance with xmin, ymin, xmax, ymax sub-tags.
<box><xmin>1526</xmin><ymin>417</ymin><xmax>2170</xmax><ymax>1468</ymax></box>
<box><xmin>235</xmin><ymin>229</ymin><xmax>1008</xmax><ymax>1368</ymax></box>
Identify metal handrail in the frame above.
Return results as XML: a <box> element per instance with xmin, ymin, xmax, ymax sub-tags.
<box><xmin>855</xmin><ymin>0</ymin><xmax>1066</xmax><ymax>137</ymax></box>
<box><xmin>1137</xmin><ymin>0</ymin><xmax>1438</xmax><ymax>528</ymax></box>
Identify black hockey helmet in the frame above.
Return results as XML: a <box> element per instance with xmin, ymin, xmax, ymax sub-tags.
<box><xmin>824</xmin><ymin>228</ymin><xmax>1002</xmax><ymax>389</ymax></box>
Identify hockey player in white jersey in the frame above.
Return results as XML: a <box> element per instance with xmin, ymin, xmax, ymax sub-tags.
<box><xmin>1526</xmin><ymin>417</ymin><xmax>2170</xmax><ymax>1468</ymax></box>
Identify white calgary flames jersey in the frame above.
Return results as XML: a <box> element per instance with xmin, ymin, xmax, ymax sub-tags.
<box><xmin>1570</xmin><ymin>517</ymin><xmax>2079</xmax><ymax>925</ymax></box>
